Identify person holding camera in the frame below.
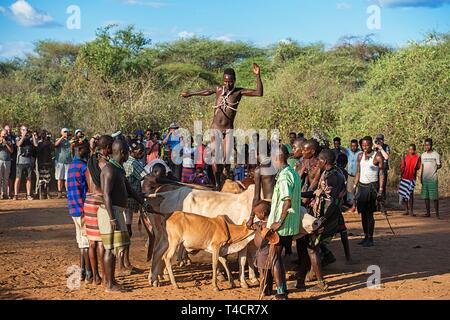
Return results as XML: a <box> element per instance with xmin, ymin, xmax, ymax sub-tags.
<box><xmin>13</xmin><ymin>125</ymin><xmax>38</xmax><ymax>201</ymax></box>
<box><xmin>37</xmin><ymin>130</ymin><xmax>54</xmax><ymax>200</ymax></box>
<box><xmin>54</xmin><ymin>128</ymin><xmax>73</xmax><ymax>199</ymax></box>
<box><xmin>373</xmin><ymin>134</ymin><xmax>390</xmax><ymax>215</ymax></box>
<box><xmin>0</xmin><ymin>129</ymin><xmax>14</xmax><ymax>200</ymax></box>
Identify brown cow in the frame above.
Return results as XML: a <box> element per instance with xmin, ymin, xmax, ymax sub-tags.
<box><xmin>155</xmin><ymin>211</ymin><xmax>254</xmax><ymax>291</ymax></box>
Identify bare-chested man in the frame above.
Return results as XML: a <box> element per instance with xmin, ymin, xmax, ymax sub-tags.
<box><xmin>247</xmin><ymin>153</ymin><xmax>276</xmax><ymax>229</ymax></box>
<box><xmin>296</xmin><ymin>139</ymin><xmax>321</xmax><ymax>195</ymax></box>
<box><xmin>98</xmin><ymin>140</ymin><xmax>151</xmax><ymax>292</ymax></box>
<box><xmin>181</xmin><ymin>63</ymin><xmax>264</xmax><ymax>190</ymax></box>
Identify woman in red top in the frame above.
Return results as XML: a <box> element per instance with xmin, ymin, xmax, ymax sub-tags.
<box><xmin>399</xmin><ymin>144</ymin><xmax>421</xmax><ymax>216</ymax></box>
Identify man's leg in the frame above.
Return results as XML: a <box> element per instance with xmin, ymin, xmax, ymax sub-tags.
<box><xmin>409</xmin><ymin>194</ymin><xmax>416</xmax><ymax>217</ymax></box>
<box><xmin>434</xmin><ymin>200</ymin><xmax>440</xmax><ymax>219</ymax></box>
<box><xmin>272</xmin><ymin>244</ymin><xmax>288</xmax><ymax>299</ymax></box>
<box><xmin>340</xmin><ymin>231</ymin><xmax>354</xmax><ymax>263</ymax></box>
<box><xmin>359</xmin><ymin>212</ymin><xmax>369</xmax><ymax>245</ymax></box>
<box><xmin>306</xmin><ymin>246</ymin><xmax>328</xmax><ymax>292</ymax></box>
<box><xmin>88</xmin><ymin>241</ymin><xmax>102</xmax><ymax>285</ymax></box>
<box><xmin>25</xmin><ymin>177</ymin><xmax>32</xmax><ymax>199</ymax></box>
<box><xmin>424</xmin><ymin>199</ymin><xmax>431</xmax><ymax>217</ymax></box>
<box><xmin>364</xmin><ymin>211</ymin><xmax>375</xmax><ymax>247</ymax></box>
<box><xmin>14</xmin><ymin>175</ymin><xmax>21</xmax><ymax>199</ymax></box>
<box><xmin>104</xmin><ymin>249</ymin><xmax>121</xmax><ymax>292</ymax></box>
<box><xmin>296</xmin><ymin>237</ymin><xmax>311</xmax><ymax>289</ymax></box>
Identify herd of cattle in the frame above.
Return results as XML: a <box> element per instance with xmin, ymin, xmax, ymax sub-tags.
<box><xmin>139</xmin><ymin>179</ymin><xmax>315</xmax><ymax>292</ymax></box>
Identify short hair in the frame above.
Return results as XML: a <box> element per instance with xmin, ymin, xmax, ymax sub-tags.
<box><xmin>424</xmin><ymin>138</ymin><xmax>433</xmax><ymax>145</ymax></box>
<box><xmin>97</xmin><ymin>135</ymin><xmax>114</xmax><ymax>150</ymax></box>
<box><xmin>409</xmin><ymin>144</ymin><xmax>417</xmax><ymax>150</ymax></box>
<box><xmin>224</xmin><ymin>68</ymin><xmax>236</xmax><ymax>79</ymax></box>
<box><xmin>293</xmin><ymin>138</ymin><xmax>305</xmax><ymax>147</ymax></box>
<box><xmin>304</xmin><ymin>139</ymin><xmax>319</xmax><ymax>151</ymax></box>
<box><xmin>289</xmin><ymin>132</ymin><xmax>297</xmax><ymax>137</ymax></box>
<box><xmin>361</xmin><ymin>136</ymin><xmax>373</xmax><ymax>144</ymax></box>
<box><xmin>297</xmin><ymin>133</ymin><xmax>305</xmax><ymax>139</ymax></box>
<box><xmin>334</xmin><ymin>137</ymin><xmax>341</xmax><ymax>143</ymax></box>
<box><xmin>351</xmin><ymin>139</ymin><xmax>358</xmax><ymax>145</ymax></box>
<box><xmin>319</xmin><ymin>149</ymin><xmax>336</xmax><ymax>164</ymax></box>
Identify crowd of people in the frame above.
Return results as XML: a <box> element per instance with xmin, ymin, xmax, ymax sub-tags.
<box><xmin>0</xmin><ymin>122</ymin><xmax>442</xmax><ymax>297</ymax></box>
<box><xmin>0</xmin><ymin>65</ymin><xmax>443</xmax><ymax>299</ymax></box>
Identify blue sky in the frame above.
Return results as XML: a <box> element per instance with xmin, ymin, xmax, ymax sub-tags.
<box><xmin>0</xmin><ymin>0</ymin><xmax>449</xmax><ymax>59</ymax></box>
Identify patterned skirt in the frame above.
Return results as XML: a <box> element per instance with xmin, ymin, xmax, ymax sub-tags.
<box><xmin>83</xmin><ymin>193</ymin><xmax>103</xmax><ymax>242</ymax></box>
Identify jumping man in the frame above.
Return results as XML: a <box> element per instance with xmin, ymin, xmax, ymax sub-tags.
<box><xmin>181</xmin><ymin>63</ymin><xmax>264</xmax><ymax>190</ymax></box>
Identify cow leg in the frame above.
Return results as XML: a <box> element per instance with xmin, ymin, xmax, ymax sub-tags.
<box><xmin>238</xmin><ymin>249</ymin><xmax>249</xmax><ymax>289</ymax></box>
<box><xmin>163</xmin><ymin>244</ymin><xmax>179</xmax><ymax>289</ymax></box>
<box><xmin>218</xmin><ymin>256</ymin><xmax>235</xmax><ymax>288</ymax></box>
<box><xmin>212</xmin><ymin>250</ymin><xmax>220</xmax><ymax>292</ymax></box>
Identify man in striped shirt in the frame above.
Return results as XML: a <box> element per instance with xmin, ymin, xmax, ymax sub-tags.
<box><xmin>123</xmin><ymin>140</ymin><xmax>149</xmax><ymax>270</ymax></box>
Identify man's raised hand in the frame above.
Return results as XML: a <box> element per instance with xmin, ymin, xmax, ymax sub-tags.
<box><xmin>252</xmin><ymin>63</ymin><xmax>261</xmax><ymax>76</ymax></box>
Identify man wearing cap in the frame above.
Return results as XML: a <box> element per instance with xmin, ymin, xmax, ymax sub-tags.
<box><xmin>374</xmin><ymin>134</ymin><xmax>390</xmax><ymax>215</ymax></box>
<box><xmin>162</xmin><ymin>123</ymin><xmax>182</xmax><ymax>181</ymax></box>
<box><xmin>55</xmin><ymin>128</ymin><xmax>73</xmax><ymax>199</ymax></box>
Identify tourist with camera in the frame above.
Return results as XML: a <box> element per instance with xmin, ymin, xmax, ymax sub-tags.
<box><xmin>55</xmin><ymin>128</ymin><xmax>73</xmax><ymax>199</ymax></box>
<box><xmin>0</xmin><ymin>129</ymin><xmax>14</xmax><ymax>200</ymax></box>
<box><xmin>13</xmin><ymin>126</ymin><xmax>38</xmax><ymax>201</ymax></box>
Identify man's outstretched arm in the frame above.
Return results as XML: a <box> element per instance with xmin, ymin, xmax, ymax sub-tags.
<box><xmin>181</xmin><ymin>88</ymin><xmax>217</xmax><ymax>98</ymax></box>
<box><xmin>241</xmin><ymin>63</ymin><xmax>263</xmax><ymax>97</ymax></box>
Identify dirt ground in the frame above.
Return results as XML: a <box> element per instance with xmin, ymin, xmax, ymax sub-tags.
<box><xmin>1</xmin><ymin>194</ymin><xmax>449</xmax><ymax>300</ymax></box>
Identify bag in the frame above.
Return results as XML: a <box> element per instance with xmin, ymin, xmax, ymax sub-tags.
<box><xmin>293</xmin><ymin>207</ymin><xmax>322</xmax><ymax>240</ymax></box>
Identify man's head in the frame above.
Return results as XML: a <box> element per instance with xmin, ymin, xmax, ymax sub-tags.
<box><xmin>302</xmin><ymin>139</ymin><xmax>319</xmax><ymax>160</ymax></box>
<box><xmin>61</xmin><ymin>128</ymin><xmax>69</xmax><ymax>138</ymax></box>
<box><xmin>289</xmin><ymin>132</ymin><xmax>297</xmax><ymax>145</ymax></box>
<box><xmin>297</xmin><ymin>133</ymin><xmax>305</xmax><ymax>139</ymax></box>
<box><xmin>145</xmin><ymin>129</ymin><xmax>152</xmax><ymax>140</ymax></box>
<box><xmin>375</xmin><ymin>134</ymin><xmax>385</xmax><ymax>146</ymax></box>
<box><xmin>424</xmin><ymin>138</ymin><xmax>433</xmax><ymax>152</ymax></box>
<box><xmin>20</xmin><ymin>125</ymin><xmax>28</xmax><ymax>136</ymax></box>
<box><xmin>135</xmin><ymin>130</ymin><xmax>144</xmax><ymax>141</ymax></box>
<box><xmin>130</xmin><ymin>140</ymin><xmax>145</xmax><ymax>160</ymax></box>
<box><xmin>74</xmin><ymin>140</ymin><xmax>90</xmax><ymax>160</ymax></box>
<box><xmin>4</xmin><ymin>125</ymin><xmax>11</xmax><ymax>135</ymax></box>
<box><xmin>350</xmin><ymin>139</ymin><xmax>359</xmax><ymax>153</ymax></box>
<box><xmin>223</xmin><ymin>68</ymin><xmax>236</xmax><ymax>91</ymax></box>
<box><xmin>97</xmin><ymin>135</ymin><xmax>114</xmax><ymax>156</ymax></box>
<box><xmin>293</xmin><ymin>138</ymin><xmax>305</xmax><ymax>159</ymax></box>
<box><xmin>318</xmin><ymin>149</ymin><xmax>336</xmax><ymax>171</ymax></box>
<box><xmin>152</xmin><ymin>163</ymin><xmax>167</xmax><ymax>178</ymax></box>
<box><xmin>336</xmin><ymin>153</ymin><xmax>348</xmax><ymax>169</ymax></box>
<box><xmin>361</xmin><ymin>136</ymin><xmax>373</xmax><ymax>154</ymax></box>
<box><xmin>75</xmin><ymin>129</ymin><xmax>84</xmax><ymax>139</ymax></box>
<box><xmin>273</xmin><ymin>144</ymin><xmax>289</xmax><ymax>170</ymax></box>
<box><xmin>112</xmin><ymin>139</ymin><xmax>129</xmax><ymax>164</ymax></box>
<box><xmin>408</xmin><ymin>144</ymin><xmax>417</xmax><ymax>155</ymax></box>
<box><xmin>254</xmin><ymin>200</ymin><xmax>271</xmax><ymax>221</ymax></box>
<box><xmin>333</xmin><ymin>137</ymin><xmax>342</xmax><ymax>149</ymax></box>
